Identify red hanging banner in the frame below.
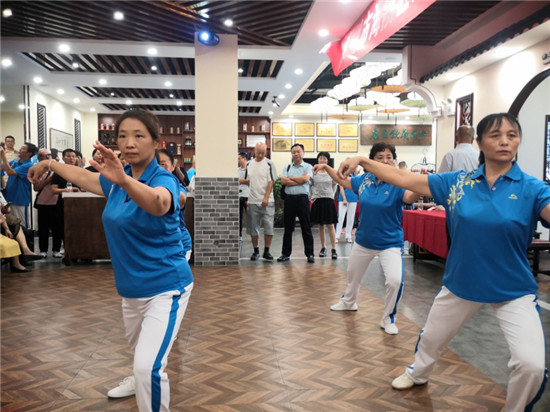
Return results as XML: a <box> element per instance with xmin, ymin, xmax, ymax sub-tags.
<box><xmin>325</xmin><ymin>0</ymin><xmax>435</xmax><ymax>76</ymax></box>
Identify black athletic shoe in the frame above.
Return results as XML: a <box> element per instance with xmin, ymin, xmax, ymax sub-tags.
<box><xmin>250</xmin><ymin>252</ymin><xmax>260</xmax><ymax>261</ymax></box>
<box><xmin>263</xmin><ymin>251</ymin><xmax>274</xmax><ymax>261</ymax></box>
<box><xmin>277</xmin><ymin>255</ymin><xmax>290</xmax><ymax>262</ymax></box>
<box><xmin>307</xmin><ymin>255</ymin><xmax>315</xmax><ymax>263</ymax></box>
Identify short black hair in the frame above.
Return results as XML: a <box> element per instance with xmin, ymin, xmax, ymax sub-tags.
<box><xmin>156</xmin><ymin>148</ymin><xmax>174</xmax><ymax>164</ymax></box>
<box><xmin>24</xmin><ymin>142</ymin><xmax>38</xmax><ymax>157</ymax></box>
<box><xmin>369</xmin><ymin>142</ymin><xmax>396</xmax><ymax>159</ymax></box>
<box><xmin>290</xmin><ymin>143</ymin><xmax>304</xmax><ymax>151</ymax></box>
<box><xmin>238</xmin><ymin>151</ymin><xmax>248</xmax><ymax>160</ymax></box>
<box><xmin>317</xmin><ymin>151</ymin><xmax>330</xmax><ymax>160</ymax></box>
<box><xmin>62</xmin><ymin>148</ymin><xmax>76</xmax><ymax>157</ymax></box>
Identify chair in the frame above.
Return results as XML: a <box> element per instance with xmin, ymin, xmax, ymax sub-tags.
<box><xmin>527</xmin><ymin>233</ymin><xmax>550</xmax><ymax>276</ymax></box>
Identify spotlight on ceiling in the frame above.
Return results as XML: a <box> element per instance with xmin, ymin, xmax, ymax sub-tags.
<box><xmin>197</xmin><ymin>29</ymin><xmax>219</xmax><ymax>46</ymax></box>
<box><xmin>272</xmin><ymin>96</ymin><xmax>280</xmax><ymax>108</ymax></box>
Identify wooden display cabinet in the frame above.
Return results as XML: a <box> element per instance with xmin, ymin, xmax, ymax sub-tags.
<box><xmin>238</xmin><ymin>116</ymin><xmax>271</xmax><ymax>159</ymax></box>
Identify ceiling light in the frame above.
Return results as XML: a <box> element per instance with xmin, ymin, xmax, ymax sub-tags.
<box><xmin>278</xmin><ymin>94</ymin><xmax>285</xmax><ymax>99</ymax></box>
<box><xmin>0</xmin><ymin>95</ymin><xmax>5</xmax><ymax>103</ymax></box>
<box><xmin>99</xmin><ymin>78</ymin><xmax>107</xmax><ymax>85</ymax></box>
<box><xmin>73</xmin><ymin>98</ymin><xmax>80</xmax><ymax>103</ymax></box>
<box><xmin>238</xmin><ymin>68</ymin><xmax>243</xmax><ymax>73</ymax></box>
<box><xmin>284</xmin><ymin>83</ymin><xmax>292</xmax><ymax>89</ymax></box>
<box><xmin>18</xmin><ymin>104</ymin><xmax>25</xmax><ymax>110</ymax></box>
<box><xmin>57</xmin><ymin>89</ymin><xmax>64</xmax><ymax>95</ymax></box>
<box><xmin>113</xmin><ymin>11</ymin><xmax>124</xmax><ymax>20</ymax></box>
<box><xmin>151</xmin><ymin>65</ymin><xmax>157</xmax><ymax>71</ymax></box>
<box><xmin>1</xmin><ymin>58</ymin><xmax>12</xmax><ymax>67</ymax></box>
<box><xmin>318</xmin><ymin>29</ymin><xmax>329</xmax><ymax>37</ymax></box>
<box><xmin>169</xmin><ymin>93</ymin><xmax>174</xmax><ymax>98</ymax></box>
<box><xmin>268</xmin><ymin>111</ymin><xmax>273</xmax><ymax>115</ymax></box>
<box><xmin>223</xmin><ymin>18</ymin><xmax>233</xmax><ymax>27</ymax></box>
<box><xmin>164</xmin><ymin>81</ymin><xmax>172</xmax><ymax>87</ymax></box>
<box><xmin>176</xmin><ymin>100</ymin><xmax>183</xmax><ymax>106</ymax></box>
<box><xmin>33</xmin><ymin>76</ymin><xmax>43</xmax><ymax>84</ymax></box>
<box><xmin>147</xmin><ymin>48</ymin><xmax>158</xmax><ymax>55</ymax></box>
<box><xmin>197</xmin><ymin>29</ymin><xmax>219</xmax><ymax>46</ymax></box>
<box><xmin>90</xmin><ymin>107</ymin><xmax>96</xmax><ymax>112</ymax></box>
<box><xmin>2</xmin><ymin>8</ymin><xmax>12</xmax><ymax>17</ymax></box>
<box><xmin>294</xmin><ymin>68</ymin><xmax>303</xmax><ymax>75</ymax></box>
<box><xmin>125</xmin><ymin>99</ymin><xmax>132</xmax><ymax>105</ymax></box>
<box><xmin>59</xmin><ymin>43</ymin><xmax>70</xmax><ymax>53</ymax></box>
<box><xmin>110</xmin><ymin>92</ymin><xmax>115</xmax><ymax>96</ymax></box>
<box><xmin>72</xmin><ymin>62</ymin><xmax>79</xmax><ymax>69</ymax></box>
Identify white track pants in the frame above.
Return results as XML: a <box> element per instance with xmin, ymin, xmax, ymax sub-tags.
<box><xmin>122</xmin><ymin>283</ymin><xmax>193</xmax><ymax>412</ymax></box>
<box><xmin>342</xmin><ymin>244</ymin><xmax>403</xmax><ymax>325</ymax></box>
<box><xmin>336</xmin><ymin>201</ymin><xmax>357</xmax><ymax>240</ymax></box>
<box><xmin>405</xmin><ymin>286</ymin><xmax>546</xmax><ymax>412</ymax></box>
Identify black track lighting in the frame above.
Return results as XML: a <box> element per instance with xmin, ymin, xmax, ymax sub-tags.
<box><xmin>197</xmin><ymin>29</ymin><xmax>219</xmax><ymax>46</ymax></box>
<box><xmin>272</xmin><ymin>96</ymin><xmax>280</xmax><ymax>108</ymax></box>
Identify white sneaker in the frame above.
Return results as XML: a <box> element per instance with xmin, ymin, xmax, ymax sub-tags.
<box><xmin>380</xmin><ymin>321</ymin><xmax>399</xmax><ymax>335</ymax></box>
<box><xmin>107</xmin><ymin>376</ymin><xmax>135</xmax><ymax>398</ymax></box>
<box><xmin>391</xmin><ymin>373</ymin><xmax>415</xmax><ymax>390</ymax></box>
<box><xmin>52</xmin><ymin>251</ymin><xmax>64</xmax><ymax>258</ymax></box>
<box><xmin>330</xmin><ymin>300</ymin><xmax>358</xmax><ymax>311</ymax></box>
<box><xmin>38</xmin><ymin>252</ymin><xmax>48</xmax><ymax>258</ymax></box>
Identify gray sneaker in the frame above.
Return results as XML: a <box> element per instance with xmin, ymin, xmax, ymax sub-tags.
<box><xmin>107</xmin><ymin>376</ymin><xmax>135</xmax><ymax>398</ymax></box>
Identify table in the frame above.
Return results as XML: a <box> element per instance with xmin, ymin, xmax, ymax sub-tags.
<box><xmin>402</xmin><ymin>209</ymin><xmax>449</xmax><ymax>260</ymax></box>
<box><xmin>62</xmin><ymin>192</ymin><xmax>110</xmax><ymax>264</ymax></box>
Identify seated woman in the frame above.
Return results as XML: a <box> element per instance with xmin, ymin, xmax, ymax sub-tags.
<box><xmin>0</xmin><ymin>205</ymin><xmax>42</xmax><ymax>261</ymax></box>
<box><xmin>1</xmin><ymin>212</ymin><xmax>31</xmax><ymax>272</ymax></box>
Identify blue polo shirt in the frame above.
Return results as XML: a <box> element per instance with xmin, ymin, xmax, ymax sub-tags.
<box><xmin>282</xmin><ymin>161</ymin><xmax>313</xmax><ymax>195</ymax></box>
<box><xmin>339</xmin><ymin>174</ymin><xmax>358</xmax><ymax>202</ymax></box>
<box><xmin>351</xmin><ymin>173</ymin><xmax>406</xmax><ymax>250</ymax></box>
<box><xmin>4</xmin><ymin>158</ymin><xmax>33</xmax><ymax>206</ymax></box>
<box><xmin>179</xmin><ymin>184</ymin><xmax>192</xmax><ymax>253</ymax></box>
<box><xmin>429</xmin><ymin>163</ymin><xmax>550</xmax><ymax>303</ymax></box>
<box><xmin>99</xmin><ymin>158</ymin><xmax>193</xmax><ymax>298</ymax></box>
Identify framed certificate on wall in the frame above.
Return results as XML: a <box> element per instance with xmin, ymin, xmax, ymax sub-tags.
<box><xmin>316</xmin><ymin>123</ymin><xmax>336</xmax><ymax>137</ymax></box>
<box><xmin>295</xmin><ymin>123</ymin><xmax>315</xmax><ymax>136</ymax></box>
<box><xmin>272</xmin><ymin>122</ymin><xmax>292</xmax><ymax>136</ymax></box>
<box><xmin>294</xmin><ymin>138</ymin><xmax>314</xmax><ymax>152</ymax></box>
<box><xmin>338</xmin><ymin>139</ymin><xmax>358</xmax><ymax>153</ymax></box>
<box><xmin>272</xmin><ymin>138</ymin><xmax>293</xmax><ymax>152</ymax></box>
<box><xmin>338</xmin><ymin>123</ymin><xmax>358</xmax><ymax>137</ymax></box>
<box><xmin>316</xmin><ymin>139</ymin><xmax>336</xmax><ymax>152</ymax></box>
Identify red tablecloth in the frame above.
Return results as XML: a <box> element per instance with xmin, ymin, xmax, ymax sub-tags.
<box><xmin>402</xmin><ymin>209</ymin><xmax>449</xmax><ymax>259</ymax></box>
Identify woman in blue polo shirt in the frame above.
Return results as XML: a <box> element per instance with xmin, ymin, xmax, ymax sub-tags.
<box><xmin>314</xmin><ymin>142</ymin><xmax>420</xmax><ymax>335</ymax></box>
<box><xmin>28</xmin><ymin>110</ymin><xmax>193</xmax><ymax>412</ymax></box>
<box><xmin>338</xmin><ymin>113</ymin><xmax>548</xmax><ymax>411</ymax></box>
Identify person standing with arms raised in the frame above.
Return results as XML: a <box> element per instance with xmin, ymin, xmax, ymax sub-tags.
<box><xmin>337</xmin><ymin>113</ymin><xmax>548</xmax><ymax>411</ymax></box>
<box><xmin>28</xmin><ymin>110</ymin><xmax>193</xmax><ymax>412</ymax></box>
<box><xmin>277</xmin><ymin>143</ymin><xmax>315</xmax><ymax>263</ymax></box>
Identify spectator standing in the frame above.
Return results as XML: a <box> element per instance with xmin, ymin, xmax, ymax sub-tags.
<box><xmin>85</xmin><ymin>148</ymin><xmax>104</xmax><ymax>172</ymax></box>
<box><xmin>244</xmin><ymin>143</ymin><xmax>277</xmax><ymax>261</ymax></box>
<box><xmin>335</xmin><ymin>164</ymin><xmax>358</xmax><ymax>244</ymax></box>
<box><xmin>310</xmin><ymin>151</ymin><xmax>338</xmax><ymax>259</ymax></box>
<box><xmin>237</xmin><ymin>151</ymin><xmax>249</xmax><ymax>241</ymax></box>
<box><xmin>33</xmin><ymin>149</ymin><xmax>61</xmax><ymax>258</ymax></box>
<box><xmin>438</xmin><ymin>125</ymin><xmax>479</xmax><ymax>173</ymax></box>
<box><xmin>1</xmin><ymin>142</ymin><xmax>38</xmax><ymax>226</ymax></box>
<box><xmin>277</xmin><ymin>143</ymin><xmax>314</xmax><ymax>263</ymax></box>
<box><xmin>2</xmin><ymin>136</ymin><xmax>19</xmax><ymax>189</ymax></box>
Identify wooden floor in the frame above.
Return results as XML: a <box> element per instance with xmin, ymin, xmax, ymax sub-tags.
<box><xmin>1</xmin><ymin>263</ymin><xmax>507</xmax><ymax>411</ymax></box>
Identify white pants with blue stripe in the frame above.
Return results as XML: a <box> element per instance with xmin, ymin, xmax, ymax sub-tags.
<box><xmin>405</xmin><ymin>286</ymin><xmax>546</xmax><ymax>412</ymax></box>
<box><xmin>342</xmin><ymin>244</ymin><xmax>403</xmax><ymax>325</ymax></box>
<box><xmin>122</xmin><ymin>283</ymin><xmax>193</xmax><ymax>412</ymax></box>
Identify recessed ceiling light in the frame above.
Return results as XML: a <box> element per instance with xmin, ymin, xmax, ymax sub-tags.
<box><xmin>238</xmin><ymin>68</ymin><xmax>243</xmax><ymax>73</ymax></box>
<box><xmin>164</xmin><ymin>81</ymin><xmax>172</xmax><ymax>87</ymax></box>
<box><xmin>176</xmin><ymin>100</ymin><xmax>183</xmax><ymax>106</ymax></box>
<box><xmin>151</xmin><ymin>65</ymin><xmax>157</xmax><ymax>71</ymax></box>
<box><xmin>268</xmin><ymin>111</ymin><xmax>274</xmax><ymax>115</ymax></box>
<box><xmin>72</xmin><ymin>62</ymin><xmax>79</xmax><ymax>69</ymax></box>
<box><xmin>90</xmin><ymin>107</ymin><xmax>96</xmax><ymax>112</ymax></box>
<box><xmin>169</xmin><ymin>93</ymin><xmax>174</xmax><ymax>98</ymax></box>
<box><xmin>59</xmin><ymin>43</ymin><xmax>70</xmax><ymax>53</ymax></box>
<box><xmin>147</xmin><ymin>48</ymin><xmax>158</xmax><ymax>55</ymax></box>
<box><xmin>0</xmin><ymin>95</ymin><xmax>5</xmax><ymax>103</ymax></box>
<box><xmin>125</xmin><ymin>99</ymin><xmax>132</xmax><ymax>105</ymax></box>
<box><xmin>99</xmin><ymin>78</ymin><xmax>107</xmax><ymax>85</ymax></box>
<box><xmin>110</xmin><ymin>92</ymin><xmax>115</xmax><ymax>96</ymax></box>
<box><xmin>113</xmin><ymin>11</ymin><xmax>124</xmax><ymax>20</ymax></box>
<box><xmin>284</xmin><ymin>83</ymin><xmax>292</xmax><ymax>89</ymax></box>
<box><xmin>2</xmin><ymin>8</ymin><xmax>12</xmax><ymax>17</ymax></box>
<box><xmin>318</xmin><ymin>29</ymin><xmax>329</xmax><ymax>37</ymax></box>
<box><xmin>223</xmin><ymin>18</ymin><xmax>233</xmax><ymax>27</ymax></box>
<box><xmin>278</xmin><ymin>94</ymin><xmax>285</xmax><ymax>99</ymax></box>
<box><xmin>18</xmin><ymin>104</ymin><xmax>25</xmax><ymax>110</ymax></box>
<box><xmin>33</xmin><ymin>76</ymin><xmax>43</xmax><ymax>84</ymax></box>
<box><xmin>1</xmin><ymin>58</ymin><xmax>12</xmax><ymax>67</ymax></box>
<box><xmin>73</xmin><ymin>98</ymin><xmax>80</xmax><ymax>103</ymax></box>
<box><xmin>294</xmin><ymin>68</ymin><xmax>303</xmax><ymax>75</ymax></box>
<box><xmin>57</xmin><ymin>89</ymin><xmax>64</xmax><ymax>95</ymax></box>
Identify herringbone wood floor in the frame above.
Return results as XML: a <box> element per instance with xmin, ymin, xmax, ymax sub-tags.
<box><xmin>1</xmin><ymin>264</ymin><xmax>507</xmax><ymax>411</ymax></box>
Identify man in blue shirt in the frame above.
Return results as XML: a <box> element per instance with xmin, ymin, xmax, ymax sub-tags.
<box><xmin>1</xmin><ymin>142</ymin><xmax>38</xmax><ymax>227</ymax></box>
<box><xmin>278</xmin><ymin>143</ymin><xmax>315</xmax><ymax>263</ymax></box>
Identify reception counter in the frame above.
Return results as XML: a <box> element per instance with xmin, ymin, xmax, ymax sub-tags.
<box><xmin>62</xmin><ymin>192</ymin><xmax>110</xmax><ymax>264</ymax></box>
<box><xmin>402</xmin><ymin>209</ymin><xmax>449</xmax><ymax>260</ymax></box>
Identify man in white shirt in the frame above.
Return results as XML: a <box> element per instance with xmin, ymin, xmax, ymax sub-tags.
<box><xmin>438</xmin><ymin>125</ymin><xmax>479</xmax><ymax>173</ymax></box>
<box><xmin>242</xmin><ymin>142</ymin><xmax>277</xmax><ymax>261</ymax></box>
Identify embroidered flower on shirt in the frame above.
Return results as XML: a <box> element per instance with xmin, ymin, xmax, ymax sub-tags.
<box><xmin>358</xmin><ymin>174</ymin><xmax>375</xmax><ymax>197</ymax></box>
<box><xmin>447</xmin><ymin>171</ymin><xmax>479</xmax><ymax>211</ymax></box>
